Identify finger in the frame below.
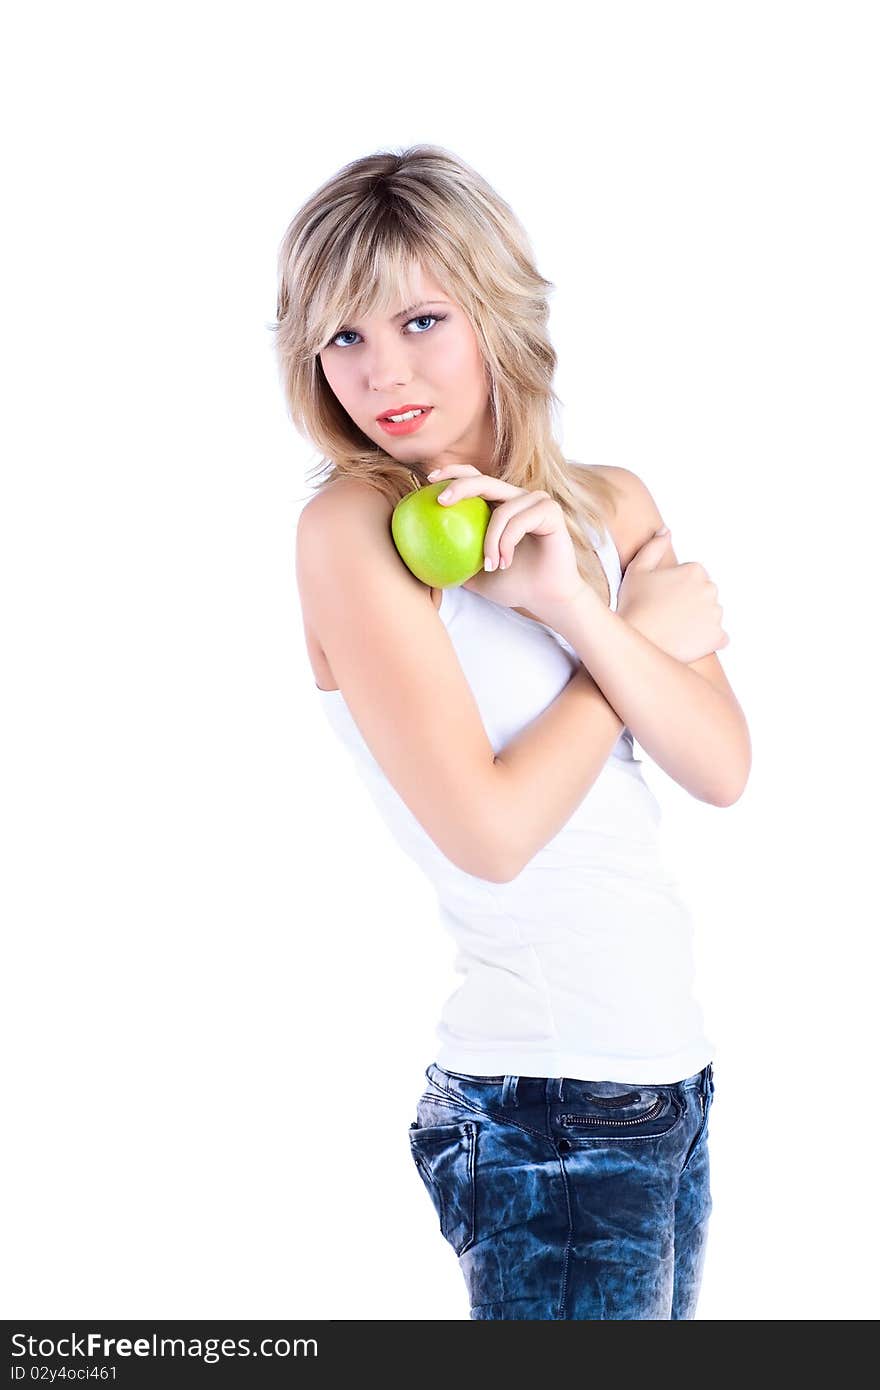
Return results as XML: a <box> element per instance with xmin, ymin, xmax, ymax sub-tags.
<box><xmin>481</xmin><ymin>491</ymin><xmax>548</xmax><ymax>569</ymax></box>
<box><xmin>426</xmin><ymin>464</ymin><xmax>482</xmax><ymax>480</ymax></box>
<box><xmin>494</xmin><ymin>496</ymin><xmax>558</xmax><ymax>569</ymax></box>
<box><xmin>435</xmin><ymin>474</ymin><xmax>526</xmax><ymax>507</ymax></box>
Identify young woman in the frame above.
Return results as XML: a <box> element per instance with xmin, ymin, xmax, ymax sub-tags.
<box><xmin>273</xmin><ymin>144</ymin><xmax>751</xmax><ymax>1320</ymax></box>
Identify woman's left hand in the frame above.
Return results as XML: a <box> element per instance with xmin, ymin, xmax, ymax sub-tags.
<box><xmin>425</xmin><ymin>463</ymin><xmax>586</xmax><ymax>619</ymax></box>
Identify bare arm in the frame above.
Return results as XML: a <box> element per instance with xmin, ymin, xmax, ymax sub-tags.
<box><xmin>541</xmin><ymin>587</ymin><xmax>751</xmax><ymax>808</ymax></box>
<box><xmin>492</xmin><ymin>468</ymin><xmax>750</xmax><ymax>878</ymax></box>
<box><xmin>535</xmin><ymin>466</ymin><xmax>751</xmax><ymax>809</ymax></box>
<box><xmin>298</xmin><ymin>483</ymin><xmax>503</xmax><ymax>881</ymax></box>
<box><xmin>298</xmin><ymin>482</ymin><xmax>628</xmax><ymax>884</ymax></box>
<box><xmin>492</xmin><ymin>667</ymin><xmax>627</xmax><ymax>871</ymax></box>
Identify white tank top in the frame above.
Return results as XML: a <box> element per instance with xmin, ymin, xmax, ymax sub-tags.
<box><xmin>315</xmin><ymin>519</ymin><xmax>715</xmax><ymax>1084</ymax></box>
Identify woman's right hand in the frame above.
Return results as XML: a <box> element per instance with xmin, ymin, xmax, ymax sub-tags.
<box><xmin>616</xmin><ymin>530</ymin><xmax>729</xmax><ymax>664</ymax></box>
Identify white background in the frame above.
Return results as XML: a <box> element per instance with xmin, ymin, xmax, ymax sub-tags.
<box><xmin>3</xmin><ymin>0</ymin><xmax>878</xmax><ymax>1321</ymax></box>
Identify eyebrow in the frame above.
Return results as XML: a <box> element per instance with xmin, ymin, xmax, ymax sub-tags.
<box><xmin>392</xmin><ymin>300</ymin><xmax>449</xmax><ymax>320</ymax></box>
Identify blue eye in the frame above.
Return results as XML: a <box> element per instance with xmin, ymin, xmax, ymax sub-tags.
<box><xmin>327</xmin><ymin>312</ymin><xmax>446</xmax><ymax>349</ymax></box>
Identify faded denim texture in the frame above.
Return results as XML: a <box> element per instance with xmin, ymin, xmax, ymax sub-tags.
<box><xmin>408</xmin><ymin>1060</ymin><xmax>714</xmax><ymax>1320</ymax></box>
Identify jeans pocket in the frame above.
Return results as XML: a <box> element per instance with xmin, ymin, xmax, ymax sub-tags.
<box><xmin>408</xmin><ymin>1118</ymin><xmax>477</xmax><ymax>1257</ymax></box>
<box><xmin>681</xmin><ymin>1081</ymin><xmax>714</xmax><ymax>1176</ymax></box>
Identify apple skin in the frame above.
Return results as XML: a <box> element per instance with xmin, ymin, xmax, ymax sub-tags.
<box><xmin>391</xmin><ymin>481</ymin><xmax>491</xmax><ymax>588</ymax></box>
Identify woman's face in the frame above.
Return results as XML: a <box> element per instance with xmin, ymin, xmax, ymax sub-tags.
<box><xmin>318</xmin><ymin>267</ymin><xmax>495</xmax><ymax>472</ymax></box>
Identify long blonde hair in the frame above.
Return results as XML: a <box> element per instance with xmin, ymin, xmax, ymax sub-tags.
<box><xmin>269</xmin><ymin>143</ymin><xmax>624</xmax><ymax>601</ymax></box>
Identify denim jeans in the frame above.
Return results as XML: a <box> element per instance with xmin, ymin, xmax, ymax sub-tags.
<box><xmin>408</xmin><ymin>1060</ymin><xmax>714</xmax><ymax>1320</ymax></box>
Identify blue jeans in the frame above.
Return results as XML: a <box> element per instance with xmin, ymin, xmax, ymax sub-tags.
<box><xmin>408</xmin><ymin>1060</ymin><xmax>714</xmax><ymax>1320</ymax></box>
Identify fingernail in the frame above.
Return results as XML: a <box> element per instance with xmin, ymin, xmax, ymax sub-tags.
<box><xmin>656</xmin><ymin>525</ymin><xmax>669</xmax><ymax>536</ymax></box>
<box><xmin>439</xmin><ymin>489</ymin><xmax>453</xmax><ymax>503</ymax></box>
<box><xmin>427</xmin><ymin>469</ymin><xmax>440</xmax><ymax>479</ymax></box>
<box><xmin>484</xmin><ymin>555</ymin><xmax>495</xmax><ymax>572</ymax></box>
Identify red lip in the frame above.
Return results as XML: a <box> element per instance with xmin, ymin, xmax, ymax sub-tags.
<box><xmin>374</xmin><ymin>403</ymin><xmax>432</xmax><ymax>420</ymax></box>
<box><xmin>377</xmin><ymin>407</ymin><xmax>433</xmax><ymax>437</ymax></box>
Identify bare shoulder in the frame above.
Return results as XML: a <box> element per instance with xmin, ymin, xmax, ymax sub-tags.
<box><xmin>567</xmin><ymin>462</ymin><xmax>648</xmax><ymax>569</ymax></box>
<box><xmin>296</xmin><ymin>477</ymin><xmax>436</xmax><ymax>689</ymax></box>
<box><xmin>298</xmin><ymin>483</ymin><xmax>382</xmax><ymax>688</ymax></box>
<box><xmin>587</xmin><ymin>464</ymin><xmax>664</xmax><ymax>571</ymax></box>
<box><xmin>298</xmin><ymin>475</ymin><xmax>393</xmax><ymax>527</ymax></box>
<box><xmin>595</xmin><ymin>465</ymin><xmax>745</xmax><ymax>712</ymax></box>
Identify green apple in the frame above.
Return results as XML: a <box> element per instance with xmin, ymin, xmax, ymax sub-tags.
<box><xmin>391</xmin><ymin>481</ymin><xmax>491</xmax><ymax>588</ymax></box>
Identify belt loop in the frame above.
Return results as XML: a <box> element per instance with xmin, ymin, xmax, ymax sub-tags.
<box><xmin>502</xmin><ymin>1074</ymin><xmax>519</xmax><ymax>1108</ymax></box>
<box><xmin>701</xmin><ymin>1063</ymin><xmax>711</xmax><ymax>1099</ymax></box>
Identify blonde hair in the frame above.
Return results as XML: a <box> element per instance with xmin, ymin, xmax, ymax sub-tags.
<box><xmin>269</xmin><ymin>143</ymin><xmax>624</xmax><ymax>602</ymax></box>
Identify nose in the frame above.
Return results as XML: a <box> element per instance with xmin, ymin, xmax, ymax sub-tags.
<box><xmin>367</xmin><ymin>340</ymin><xmax>412</xmax><ymax>395</ymax></box>
<box><xmin>370</xmin><ymin>370</ymin><xmax>410</xmax><ymax>394</ymax></box>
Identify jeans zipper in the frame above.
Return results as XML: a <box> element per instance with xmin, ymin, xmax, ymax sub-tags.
<box><xmin>560</xmin><ymin>1098</ymin><xmax>664</xmax><ymax>1126</ymax></box>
